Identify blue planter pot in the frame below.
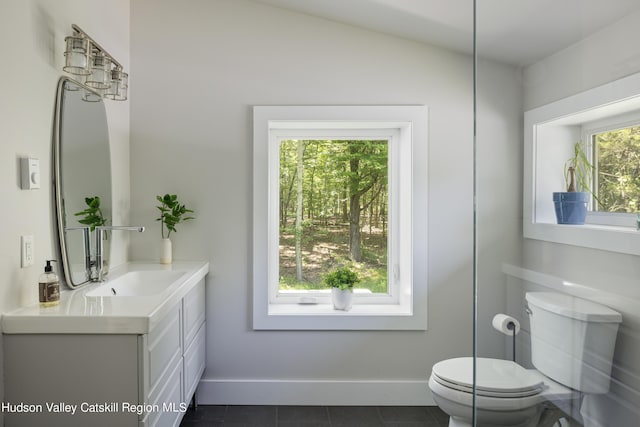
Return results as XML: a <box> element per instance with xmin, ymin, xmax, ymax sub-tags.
<box><xmin>553</xmin><ymin>192</ymin><xmax>589</xmax><ymax>224</ymax></box>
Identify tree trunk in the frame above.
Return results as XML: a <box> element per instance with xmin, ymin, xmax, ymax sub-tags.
<box><xmin>281</xmin><ymin>168</ymin><xmax>297</xmax><ymax>227</ymax></box>
<box><xmin>349</xmin><ymin>193</ymin><xmax>362</xmax><ymax>262</ymax></box>
<box><xmin>295</xmin><ymin>140</ymin><xmax>304</xmax><ymax>281</ymax></box>
<box><xmin>349</xmin><ymin>149</ymin><xmax>362</xmax><ymax>262</ymax></box>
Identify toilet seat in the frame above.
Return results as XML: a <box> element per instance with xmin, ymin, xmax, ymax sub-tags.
<box><xmin>432</xmin><ymin>357</ymin><xmax>545</xmax><ymax>398</ymax></box>
<box><xmin>429</xmin><ymin>357</ymin><xmax>577</xmax><ymax>413</ymax></box>
<box><xmin>429</xmin><ymin>357</ymin><xmax>550</xmax><ymax>413</ymax></box>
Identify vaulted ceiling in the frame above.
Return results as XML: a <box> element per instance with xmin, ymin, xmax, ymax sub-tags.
<box><xmin>250</xmin><ymin>0</ymin><xmax>640</xmax><ymax>66</ymax></box>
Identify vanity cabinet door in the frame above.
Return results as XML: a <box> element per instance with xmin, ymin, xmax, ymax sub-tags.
<box><xmin>142</xmin><ymin>361</ymin><xmax>184</xmax><ymax>427</ymax></box>
<box><xmin>184</xmin><ymin>322</ymin><xmax>206</xmax><ymax>401</ymax></box>
<box><xmin>145</xmin><ymin>305</ymin><xmax>183</xmax><ymax>405</ymax></box>
<box><xmin>183</xmin><ymin>278</ymin><xmax>205</xmax><ymax>347</ymax></box>
<box><xmin>182</xmin><ymin>279</ymin><xmax>206</xmax><ymax>402</ymax></box>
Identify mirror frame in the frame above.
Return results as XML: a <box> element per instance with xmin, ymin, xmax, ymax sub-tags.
<box><xmin>53</xmin><ymin>76</ymin><xmax>110</xmax><ymax>289</ymax></box>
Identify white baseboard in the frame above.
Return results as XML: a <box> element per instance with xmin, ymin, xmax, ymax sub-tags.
<box><xmin>196</xmin><ymin>378</ymin><xmax>435</xmax><ymax>406</ymax></box>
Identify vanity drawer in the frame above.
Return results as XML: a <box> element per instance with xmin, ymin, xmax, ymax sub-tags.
<box><xmin>183</xmin><ymin>322</ymin><xmax>206</xmax><ymax>401</ymax></box>
<box><xmin>183</xmin><ymin>279</ymin><xmax>205</xmax><ymax>348</ymax></box>
<box><xmin>147</xmin><ymin>305</ymin><xmax>182</xmax><ymax>398</ymax></box>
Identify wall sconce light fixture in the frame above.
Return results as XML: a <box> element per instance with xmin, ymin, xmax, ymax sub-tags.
<box><xmin>63</xmin><ymin>25</ymin><xmax>128</xmax><ymax>101</ymax></box>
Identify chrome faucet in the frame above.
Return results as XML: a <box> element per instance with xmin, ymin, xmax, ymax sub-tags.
<box><xmin>94</xmin><ymin>226</ymin><xmax>145</xmax><ymax>281</ymax></box>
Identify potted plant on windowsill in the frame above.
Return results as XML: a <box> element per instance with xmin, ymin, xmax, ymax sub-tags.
<box><xmin>553</xmin><ymin>141</ymin><xmax>600</xmax><ymax>224</ymax></box>
<box><xmin>323</xmin><ymin>266</ymin><xmax>360</xmax><ymax>311</ymax></box>
<box><xmin>156</xmin><ymin>194</ymin><xmax>195</xmax><ymax>264</ymax></box>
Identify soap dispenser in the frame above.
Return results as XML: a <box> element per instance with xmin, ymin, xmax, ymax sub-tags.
<box><xmin>39</xmin><ymin>260</ymin><xmax>60</xmax><ymax>307</ymax></box>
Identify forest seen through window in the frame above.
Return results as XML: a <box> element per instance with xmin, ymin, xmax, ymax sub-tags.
<box><xmin>594</xmin><ymin>126</ymin><xmax>640</xmax><ymax>213</ymax></box>
<box><xmin>278</xmin><ymin>139</ymin><xmax>389</xmax><ymax>293</ymax></box>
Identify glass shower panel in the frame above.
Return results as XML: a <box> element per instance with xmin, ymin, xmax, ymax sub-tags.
<box><xmin>475</xmin><ymin>1</ymin><xmax>640</xmax><ymax>426</ymax></box>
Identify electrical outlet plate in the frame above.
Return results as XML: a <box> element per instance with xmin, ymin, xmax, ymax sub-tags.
<box><xmin>21</xmin><ymin>235</ymin><xmax>34</xmax><ymax>267</ymax></box>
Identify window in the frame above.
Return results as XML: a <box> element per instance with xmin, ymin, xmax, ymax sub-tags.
<box><xmin>588</xmin><ymin>122</ymin><xmax>640</xmax><ymax>214</ymax></box>
<box><xmin>277</xmin><ymin>138</ymin><xmax>390</xmax><ymax>300</ymax></box>
<box><xmin>575</xmin><ymin>114</ymin><xmax>640</xmax><ymax>227</ymax></box>
<box><xmin>523</xmin><ymin>70</ymin><xmax>640</xmax><ymax>255</ymax></box>
<box><xmin>253</xmin><ymin>106</ymin><xmax>428</xmax><ymax>330</ymax></box>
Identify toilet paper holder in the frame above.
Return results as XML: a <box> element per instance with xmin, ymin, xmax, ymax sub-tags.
<box><xmin>506</xmin><ymin>321</ymin><xmax>517</xmax><ymax>362</ymax></box>
<box><xmin>492</xmin><ymin>313</ymin><xmax>520</xmax><ymax>362</ymax></box>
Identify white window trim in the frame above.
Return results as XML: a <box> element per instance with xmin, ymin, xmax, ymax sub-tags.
<box><xmin>253</xmin><ymin>105</ymin><xmax>428</xmax><ymax>330</ymax></box>
<box><xmin>523</xmin><ymin>71</ymin><xmax>640</xmax><ymax>255</ymax></box>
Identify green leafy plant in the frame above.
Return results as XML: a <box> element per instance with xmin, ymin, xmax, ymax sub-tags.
<box><xmin>323</xmin><ymin>266</ymin><xmax>360</xmax><ymax>290</ymax></box>
<box><xmin>564</xmin><ymin>141</ymin><xmax>601</xmax><ymax>205</ymax></box>
<box><xmin>74</xmin><ymin>196</ymin><xmax>108</xmax><ymax>231</ymax></box>
<box><xmin>155</xmin><ymin>194</ymin><xmax>195</xmax><ymax>239</ymax></box>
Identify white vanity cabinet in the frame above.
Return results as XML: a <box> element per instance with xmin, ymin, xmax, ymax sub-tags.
<box><xmin>142</xmin><ymin>278</ymin><xmax>206</xmax><ymax>427</ymax></box>
<box><xmin>3</xmin><ymin>275</ymin><xmax>206</xmax><ymax>427</ymax></box>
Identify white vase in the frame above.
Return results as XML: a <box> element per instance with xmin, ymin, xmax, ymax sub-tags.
<box><xmin>160</xmin><ymin>238</ymin><xmax>172</xmax><ymax>264</ymax></box>
<box><xmin>332</xmin><ymin>288</ymin><xmax>353</xmax><ymax>311</ymax></box>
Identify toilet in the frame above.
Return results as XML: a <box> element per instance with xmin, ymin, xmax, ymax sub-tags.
<box><xmin>429</xmin><ymin>292</ymin><xmax>622</xmax><ymax>427</ymax></box>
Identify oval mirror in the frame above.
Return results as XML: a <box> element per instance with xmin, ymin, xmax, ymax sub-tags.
<box><xmin>53</xmin><ymin>77</ymin><xmax>112</xmax><ymax>288</ymax></box>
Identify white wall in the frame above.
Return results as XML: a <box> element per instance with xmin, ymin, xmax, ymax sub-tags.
<box><xmin>520</xmin><ymin>10</ymin><xmax>640</xmax><ymax>426</ymax></box>
<box><xmin>521</xmin><ymin>10</ymin><xmax>640</xmax><ymax>308</ymax></box>
<box><xmin>476</xmin><ymin>57</ymin><xmax>524</xmax><ymax>357</ymax></box>
<box><xmin>130</xmin><ymin>0</ymin><xmax>522</xmax><ymax>404</ymax></box>
<box><xmin>0</xmin><ymin>0</ymin><xmax>130</xmax><ymax>417</ymax></box>
<box><xmin>523</xmin><ymin>9</ymin><xmax>640</xmax><ymax>112</ymax></box>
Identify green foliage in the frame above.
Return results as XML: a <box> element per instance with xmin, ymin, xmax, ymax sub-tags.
<box><xmin>155</xmin><ymin>194</ymin><xmax>195</xmax><ymax>239</ymax></box>
<box><xmin>278</xmin><ymin>139</ymin><xmax>389</xmax><ymax>293</ymax></box>
<box><xmin>279</xmin><ymin>139</ymin><xmax>388</xmax><ymax>227</ymax></box>
<box><xmin>594</xmin><ymin>127</ymin><xmax>640</xmax><ymax>213</ymax></box>
<box><xmin>74</xmin><ymin>196</ymin><xmax>108</xmax><ymax>231</ymax></box>
<box><xmin>323</xmin><ymin>266</ymin><xmax>360</xmax><ymax>290</ymax></box>
<box><xmin>280</xmin><ymin>265</ymin><xmax>386</xmax><ymax>293</ymax></box>
<box><xmin>565</xmin><ymin>141</ymin><xmax>594</xmax><ymax>192</ymax></box>
<box><xmin>564</xmin><ymin>141</ymin><xmax>602</xmax><ymax>207</ymax></box>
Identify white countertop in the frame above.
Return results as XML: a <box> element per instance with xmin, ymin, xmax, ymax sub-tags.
<box><xmin>2</xmin><ymin>261</ymin><xmax>209</xmax><ymax>334</ymax></box>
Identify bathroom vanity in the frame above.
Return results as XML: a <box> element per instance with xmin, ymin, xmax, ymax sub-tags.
<box><xmin>2</xmin><ymin>261</ymin><xmax>208</xmax><ymax>427</ymax></box>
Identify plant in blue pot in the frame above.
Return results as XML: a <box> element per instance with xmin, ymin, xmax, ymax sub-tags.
<box><xmin>553</xmin><ymin>141</ymin><xmax>600</xmax><ymax>224</ymax></box>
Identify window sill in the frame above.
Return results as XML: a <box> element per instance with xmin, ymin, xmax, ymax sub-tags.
<box><xmin>523</xmin><ymin>221</ymin><xmax>640</xmax><ymax>255</ymax></box>
<box><xmin>253</xmin><ymin>301</ymin><xmax>426</xmax><ymax>331</ymax></box>
<box><xmin>268</xmin><ymin>303</ymin><xmax>412</xmax><ymax>316</ymax></box>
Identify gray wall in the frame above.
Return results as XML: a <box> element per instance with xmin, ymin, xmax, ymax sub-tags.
<box><xmin>129</xmin><ymin>0</ymin><xmax>522</xmax><ymax>404</ymax></box>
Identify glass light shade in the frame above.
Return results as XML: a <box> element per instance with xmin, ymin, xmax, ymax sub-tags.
<box><xmin>85</xmin><ymin>53</ymin><xmax>113</xmax><ymax>89</ymax></box>
<box><xmin>104</xmin><ymin>70</ymin><xmax>128</xmax><ymax>101</ymax></box>
<box><xmin>82</xmin><ymin>88</ymin><xmax>103</xmax><ymax>102</ymax></box>
<box><xmin>63</xmin><ymin>36</ymin><xmax>91</xmax><ymax>76</ymax></box>
<box><xmin>63</xmin><ymin>79</ymin><xmax>82</xmax><ymax>91</ymax></box>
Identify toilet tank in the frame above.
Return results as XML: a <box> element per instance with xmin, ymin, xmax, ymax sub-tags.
<box><xmin>525</xmin><ymin>292</ymin><xmax>622</xmax><ymax>394</ymax></box>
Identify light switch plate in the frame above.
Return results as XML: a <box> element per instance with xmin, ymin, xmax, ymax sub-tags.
<box><xmin>21</xmin><ymin>235</ymin><xmax>34</xmax><ymax>267</ymax></box>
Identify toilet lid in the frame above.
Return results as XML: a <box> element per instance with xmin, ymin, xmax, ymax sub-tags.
<box><xmin>432</xmin><ymin>357</ymin><xmax>544</xmax><ymax>397</ymax></box>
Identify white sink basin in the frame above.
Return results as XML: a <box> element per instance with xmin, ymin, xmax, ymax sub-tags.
<box><xmin>86</xmin><ymin>270</ymin><xmax>186</xmax><ymax>297</ymax></box>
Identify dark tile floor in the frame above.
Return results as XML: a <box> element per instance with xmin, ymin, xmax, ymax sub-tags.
<box><xmin>180</xmin><ymin>405</ymin><xmax>450</xmax><ymax>427</ymax></box>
